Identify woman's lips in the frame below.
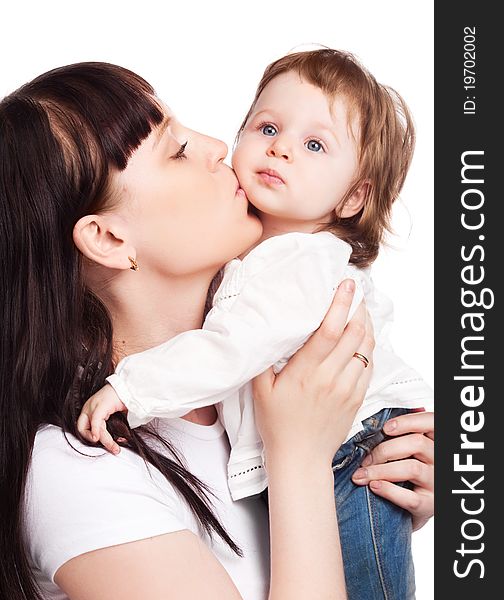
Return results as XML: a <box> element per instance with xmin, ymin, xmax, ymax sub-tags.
<box><xmin>256</xmin><ymin>169</ymin><xmax>285</xmax><ymax>186</ymax></box>
<box><xmin>235</xmin><ymin>187</ymin><xmax>247</xmax><ymax>199</ymax></box>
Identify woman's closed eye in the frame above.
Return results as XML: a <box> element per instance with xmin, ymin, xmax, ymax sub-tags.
<box><xmin>171</xmin><ymin>141</ymin><xmax>188</xmax><ymax>160</ymax></box>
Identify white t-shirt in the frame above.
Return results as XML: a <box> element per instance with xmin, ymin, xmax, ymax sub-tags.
<box><xmin>108</xmin><ymin>232</ymin><xmax>433</xmax><ymax>499</ymax></box>
<box><xmin>24</xmin><ymin>418</ymin><xmax>270</xmax><ymax>600</ymax></box>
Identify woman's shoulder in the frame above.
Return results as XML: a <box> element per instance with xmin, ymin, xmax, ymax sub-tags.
<box><xmin>26</xmin><ymin>424</ymin><xmax>193</xmax><ymax>586</ymax></box>
<box><xmin>33</xmin><ymin>423</ymin><xmax>104</xmax><ymax>457</ymax></box>
<box><xmin>29</xmin><ymin>424</ymin><xmax>191</xmax><ymax>519</ymax></box>
<box><xmin>31</xmin><ymin>424</ymin><xmax>179</xmax><ymax>490</ymax></box>
<box><xmin>27</xmin><ymin>421</ymin><xmax>269</xmax><ymax>598</ymax></box>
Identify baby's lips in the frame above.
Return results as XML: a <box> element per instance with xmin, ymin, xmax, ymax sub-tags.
<box><xmin>256</xmin><ymin>170</ymin><xmax>285</xmax><ymax>186</ymax></box>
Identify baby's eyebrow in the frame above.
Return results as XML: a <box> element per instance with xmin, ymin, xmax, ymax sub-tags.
<box><xmin>313</xmin><ymin>123</ymin><xmax>341</xmax><ymax>146</ymax></box>
<box><xmin>251</xmin><ymin>109</ymin><xmax>276</xmax><ymax>120</ymax></box>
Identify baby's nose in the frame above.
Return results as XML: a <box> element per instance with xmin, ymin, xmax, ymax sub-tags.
<box><xmin>266</xmin><ymin>140</ymin><xmax>292</xmax><ymax>162</ymax></box>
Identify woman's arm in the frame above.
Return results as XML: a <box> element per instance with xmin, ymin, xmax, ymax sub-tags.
<box><xmin>56</xmin><ymin>530</ymin><xmax>243</xmax><ymax>600</ymax></box>
<box><xmin>57</xmin><ymin>281</ymin><xmax>373</xmax><ymax>599</ymax></box>
<box><xmin>352</xmin><ymin>411</ymin><xmax>434</xmax><ymax>531</ymax></box>
<box><xmin>255</xmin><ymin>280</ymin><xmax>374</xmax><ymax>599</ymax></box>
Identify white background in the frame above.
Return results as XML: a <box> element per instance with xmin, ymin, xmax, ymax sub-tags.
<box><xmin>2</xmin><ymin>1</ymin><xmax>434</xmax><ymax>597</ymax></box>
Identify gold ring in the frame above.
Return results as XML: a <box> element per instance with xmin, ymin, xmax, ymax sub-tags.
<box><xmin>353</xmin><ymin>352</ymin><xmax>369</xmax><ymax>368</ymax></box>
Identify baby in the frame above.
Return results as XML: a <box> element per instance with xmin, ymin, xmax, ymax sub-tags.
<box><xmin>79</xmin><ymin>49</ymin><xmax>431</xmax><ymax>598</ymax></box>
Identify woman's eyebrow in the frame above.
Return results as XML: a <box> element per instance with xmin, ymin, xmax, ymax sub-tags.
<box><xmin>152</xmin><ymin>116</ymin><xmax>172</xmax><ymax>149</ymax></box>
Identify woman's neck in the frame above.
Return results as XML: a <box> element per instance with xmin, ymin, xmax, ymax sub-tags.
<box><xmin>100</xmin><ymin>268</ymin><xmax>219</xmax><ymax>426</ymax></box>
<box><xmin>109</xmin><ymin>275</ymin><xmax>208</xmax><ymax>356</ymax></box>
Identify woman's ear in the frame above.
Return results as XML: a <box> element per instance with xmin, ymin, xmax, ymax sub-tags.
<box><xmin>73</xmin><ymin>214</ymin><xmax>136</xmax><ymax>270</ymax></box>
<box><xmin>340</xmin><ymin>182</ymin><xmax>370</xmax><ymax>218</ymax></box>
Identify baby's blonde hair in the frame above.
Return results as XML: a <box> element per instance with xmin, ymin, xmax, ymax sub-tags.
<box><xmin>237</xmin><ymin>49</ymin><xmax>415</xmax><ymax>267</ymax></box>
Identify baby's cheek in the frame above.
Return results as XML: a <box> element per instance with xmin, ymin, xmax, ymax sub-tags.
<box><xmin>231</xmin><ymin>148</ymin><xmax>250</xmax><ymax>186</ymax></box>
<box><xmin>231</xmin><ymin>144</ymin><xmax>245</xmax><ymax>172</ymax></box>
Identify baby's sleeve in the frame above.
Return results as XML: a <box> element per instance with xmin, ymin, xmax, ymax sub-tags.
<box><xmin>108</xmin><ymin>232</ymin><xmax>355</xmax><ymax>428</ymax></box>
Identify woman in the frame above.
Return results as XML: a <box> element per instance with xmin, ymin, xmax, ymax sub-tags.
<box><xmin>0</xmin><ymin>62</ymin><xmax>433</xmax><ymax>599</ymax></box>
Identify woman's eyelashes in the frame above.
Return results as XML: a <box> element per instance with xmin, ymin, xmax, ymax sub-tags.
<box><xmin>170</xmin><ymin>141</ymin><xmax>188</xmax><ymax>160</ymax></box>
<box><xmin>257</xmin><ymin>122</ymin><xmax>326</xmax><ymax>153</ymax></box>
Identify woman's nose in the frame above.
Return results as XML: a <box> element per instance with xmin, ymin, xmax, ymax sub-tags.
<box><xmin>266</xmin><ymin>138</ymin><xmax>292</xmax><ymax>162</ymax></box>
<box><xmin>203</xmin><ymin>136</ymin><xmax>228</xmax><ymax>172</ymax></box>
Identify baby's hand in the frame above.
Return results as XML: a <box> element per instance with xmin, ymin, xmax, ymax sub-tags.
<box><xmin>77</xmin><ymin>384</ymin><xmax>127</xmax><ymax>455</ymax></box>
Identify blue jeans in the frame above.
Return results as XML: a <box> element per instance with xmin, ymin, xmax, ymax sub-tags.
<box><xmin>332</xmin><ymin>407</ymin><xmax>416</xmax><ymax>599</ymax></box>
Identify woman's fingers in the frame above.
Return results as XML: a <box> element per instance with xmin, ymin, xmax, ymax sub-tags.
<box><xmin>384</xmin><ymin>411</ymin><xmax>434</xmax><ymax>441</ymax></box>
<box><xmin>367</xmin><ymin>480</ymin><xmax>433</xmax><ymax>532</ymax></box>
<box><xmin>352</xmin><ymin>411</ymin><xmax>435</xmax><ymax>531</ymax></box>
<box><xmin>296</xmin><ymin>279</ymin><xmax>358</xmax><ymax>366</ymax></box>
<box><xmin>362</xmin><ymin>433</ymin><xmax>434</xmax><ymax>467</ymax></box>
<box><xmin>352</xmin><ymin>458</ymin><xmax>434</xmax><ymax>488</ymax></box>
<box><xmin>331</xmin><ymin>306</ymin><xmax>374</xmax><ymax>383</ymax></box>
<box><xmin>367</xmin><ymin>480</ymin><xmax>427</xmax><ymax>514</ymax></box>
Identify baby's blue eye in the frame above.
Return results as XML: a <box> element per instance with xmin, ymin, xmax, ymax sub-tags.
<box><xmin>261</xmin><ymin>124</ymin><xmax>277</xmax><ymax>136</ymax></box>
<box><xmin>306</xmin><ymin>139</ymin><xmax>323</xmax><ymax>152</ymax></box>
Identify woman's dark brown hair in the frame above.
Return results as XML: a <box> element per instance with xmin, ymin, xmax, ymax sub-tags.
<box><xmin>0</xmin><ymin>62</ymin><xmax>240</xmax><ymax>600</ymax></box>
<box><xmin>237</xmin><ymin>48</ymin><xmax>416</xmax><ymax>267</ymax></box>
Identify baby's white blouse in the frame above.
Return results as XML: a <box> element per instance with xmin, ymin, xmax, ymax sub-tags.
<box><xmin>24</xmin><ymin>419</ymin><xmax>270</xmax><ymax>599</ymax></box>
<box><xmin>107</xmin><ymin>232</ymin><xmax>433</xmax><ymax>500</ymax></box>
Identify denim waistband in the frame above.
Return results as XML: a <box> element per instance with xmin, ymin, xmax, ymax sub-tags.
<box><xmin>332</xmin><ymin>407</ymin><xmax>412</xmax><ymax>465</ymax></box>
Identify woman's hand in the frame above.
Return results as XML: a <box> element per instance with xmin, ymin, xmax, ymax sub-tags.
<box><xmin>352</xmin><ymin>411</ymin><xmax>434</xmax><ymax>531</ymax></box>
<box><xmin>253</xmin><ymin>279</ymin><xmax>375</xmax><ymax>466</ymax></box>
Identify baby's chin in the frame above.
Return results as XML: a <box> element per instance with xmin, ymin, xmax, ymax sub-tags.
<box><xmin>234</xmin><ymin>175</ymin><xmax>284</xmax><ymax>218</ymax></box>
<box><xmin>241</xmin><ymin>189</ymin><xmax>285</xmax><ymax>216</ymax></box>
<box><xmin>241</xmin><ymin>193</ymin><xmax>269</xmax><ymax>218</ymax></box>
<box><xmin>246</xmin><ymin>201</ymin><xmax>260</xmax><ymax>218</ymax></box>
<box><xmin>234</xmin><ymin>180</ymin><xmax>263</xmax><ymax>220</ymax></box>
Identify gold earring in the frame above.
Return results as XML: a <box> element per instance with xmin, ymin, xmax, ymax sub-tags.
<box><xmin>128</xmin><ymin>256</ymin><xmax>139</xmax><ymax>271</ymax></box>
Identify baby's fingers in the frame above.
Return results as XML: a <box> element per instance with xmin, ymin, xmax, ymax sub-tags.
<box><xmin>97</xmin><ymin>424</ymin><xmax>121</xmax><ymax>455</ymax></box>
<box><xmin>77</xmin><ymin>412</ymin><xmax>94</xmax><ymax>443</ymax></box>
<box><xmin>90</xmin><ymin>409</ymin><xmax>121</xmax><ymax>454</ymax></box>
<box><xmin>90</xmin><ymin>406</ymin><xmax>113</xmax><ymax>443</ymax></box>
